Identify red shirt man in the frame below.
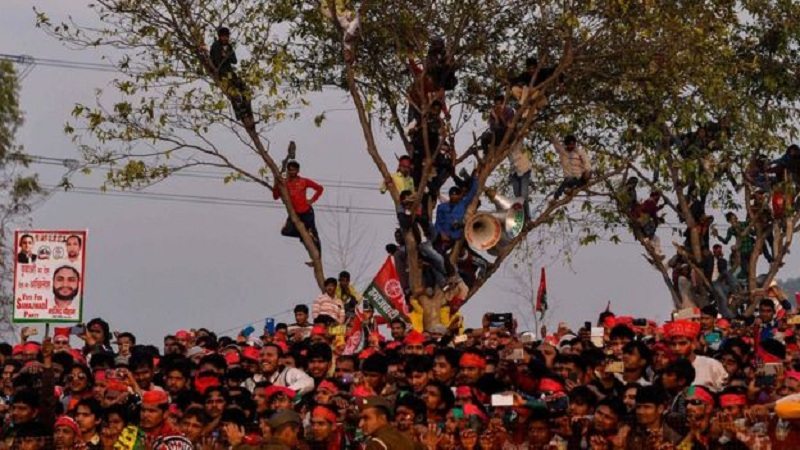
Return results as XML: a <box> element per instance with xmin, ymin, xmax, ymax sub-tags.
<box><xmin>272</xmin><ymin>161</ymin><xmax>323</xmax><ymax>214</ymax></box>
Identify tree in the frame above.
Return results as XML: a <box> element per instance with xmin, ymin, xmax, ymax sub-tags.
<box><xmin>35</xmin><ymin>0</ymin><xmax>329</xmax><ymax>287</ymax></box>
<box><xmin>0</xmin><ymin>61</ymin><xmax>45</xmax><ymax>340</ymax></box>
<box><xmin>584</xmin><ymin>1</ymin><xmax>800</xmax><ymax>315</ymax></box>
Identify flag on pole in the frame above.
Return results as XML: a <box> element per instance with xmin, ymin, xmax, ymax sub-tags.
<box><xmin>362</xmin><ymin>256</ymin><xmax>408</xmax><ymax>321</ymax></box>
<box><xmin>535</xmin><ymin>267</ymin><xmax>547</xmax><ymax>318</ymax></box>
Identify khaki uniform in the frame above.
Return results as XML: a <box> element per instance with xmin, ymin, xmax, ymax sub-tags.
<box><xmin>365</xmin><ymin>425</ymin><xmax>423</xmax><ymax>450</ymax></box>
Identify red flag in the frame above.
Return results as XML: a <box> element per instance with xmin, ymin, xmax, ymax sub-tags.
<box><xmin>363</xmin><ymin>256</ymin><xmax>407</xmax><ymax>321</ymax></box>
<box><xmin>535</xmin><ymin>267</ymin><xmax>547</xmax><ymax>316</ymax></box>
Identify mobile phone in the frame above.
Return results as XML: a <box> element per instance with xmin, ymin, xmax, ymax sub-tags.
<box><xmin>605</xmin><ymin>361</ymin><xmax>624</xmax><ymax>374</ymax></box>
<box><xmin>584</xmin><ymin>321</ymin><xmax>592</xmax><ymax>330</ymax></box>
<box><xmin>590</xmin><ymin>327</ymin><xmax>604</xmax><ymax>347</ymax></box>
<box><xmin>489</xmin><ymin>313</ymin><xmax>513</xmax><ymax>330</ymax></box>
<box><xmin>340</xmin><ymin>374</ymin><xmax>354</xmax><ymax>386</ymax></box>
<box><xmin>264</xmin><ymin>318</ymin><xmax>275</xmax><ymax>335</ymax></box>
<box><xmin>762</xmin><ymin>363</ymin><xmax>781</xmax><ymax>376</ymax></box>
<box><xmin>633</xmin><ymin>318</ymin><xmax>647</xmax><ymax>327</ymax></box>
<box><xmin>70</xmin><ymin>325</ymin><xmax>85</xmax><ymax>336</ymax></box>
<box><xmin>547</xmin><ymin>394</ymin><xmax>569</xmax><ymax>414</ymax></box>
<box><xmin>568</xmin><ymin>372</ymin><xmax>579</xmax><ymax>383</ymax></box>
<box><xmin>673</xmin><ymin>307</ymin><xmax>701</xmax><ymax>320</ymax></box>
<box><xmin>241</xmin><ymin>326</ymin><xmax>255</xmax><ymax>337</ymax></box>
<box><xmin>490</xmin><ymin>393</ymin><xmax>514</xmax><ymax>407</ymax></box>
<box><xmin>504</xmin><ymin>348</ymin><xmax>524</xmax><ymax>362</ymax></box>
<box><xmin>756</xmin><ymin>374</ymin><xmax>775</xmax><ymax>387</ymax></box>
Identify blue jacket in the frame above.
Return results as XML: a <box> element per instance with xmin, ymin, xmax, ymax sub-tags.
<box><xmin>435</xmin><ymin>178</ymin><xmax>478</xmax><ymax>240</ymax></box>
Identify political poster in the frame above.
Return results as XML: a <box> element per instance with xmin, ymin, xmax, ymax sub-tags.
<box><xmin>13</xmin><ymin>230</ymin><xmax>87</xmax><ymax>323</ymax></box>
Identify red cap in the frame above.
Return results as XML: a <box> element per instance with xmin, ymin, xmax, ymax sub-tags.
<box><xmin>106</xmin><ymin>380</ymin><xmax>128</xmax><ymax>393</ymax></box>
<box><xmin>176</xmin><ymin>330</ymin><xmax>191</xmax><ymax>339</ymax></box>
<box><xmin>463</xmin><ymin>404</ymin><xmax>488</xmax><ymax>421</ymax></box>
<box><xmin>69</xmin><ymin>349</ymin><xmax>86</xmax><ymax>365</ymax></box>
<box><xmin>539</xmin><ymin>378</ymin><xmax>564</xmax><ymax>393</ymax></box>
<box><xmin>404</xmin><ymin>330</ymin><xmax>425</xmax><ymax>346</ymax></box>
<box><xmin>719</xmin><ymin>394</ymin><xmax>747</xmax><ymax>407</ymax></box>
<box><xmin>11</xmin><ymin>345</ymin><xmax>22</xmax><ymax>356</ymax></box>
<box><xmin>54</xmin><ymin>416</ymin><xmax>80</xmax><ymax>435</ymax></box>
<box><xmin>224</xmin><ymin>351</ymin><xmax>241</xmax><ymax>366</ymax></box>
<box><xmin>142</xmin><ymin>390</ymin><xmax>169</xmax><ymax>406</ymax></box>
<box><xmin>686</xmin><ymin>385</ymin><xmax>714</xmax><ymax>407</ymax></box>
<box><xmin>194</xmin><ymin>376</ymin><xmax>221</xmax><ymax>395</ymax></box>
<box><xmin>352</xmin><ymin>385</ymin><xmax>373</xmax><ymax>398</ymax></box>
<box><xmin>22</xmin><ymin>342</ymin><xmax>40</xmax><ymax>354</ymax></box>
<box><xmin>715</xmin><ymin>319</ymin><xmax>731</xmax><ymax>330</ymax></box>
<box><xmin>786</xmin><ymin>370</ymin><xmax>800</xmax><ymax>382</ymax></box>
<box><xmin>94</xmin><ymin>370</ymin><xmax>107</xmax><ymax>383</ymax></box>
<box><xmin>264</xmin><ymin>385</ymin><xmax>296</xmax><ymax>400</ymax></box>
<box><xmin>53</xmin><ymin>327</ymin><xmax>70</xmax><ymax>338</ymax></box>
<box><xmin>312</xmin><ymin>405</ymin><xmax>338</xmax><ymax>423</ymax></box>
<box><xmin>242</xmin><ymin>346</ymin><xmax>260</xmax><ymax>361</ymax></box>
<box><xmin>459</xmin><ymin>352</ymin><xmax>486</xmax><ymax>369</ymax></box>
<box><xmin>358</xmin><ymin>348</ymin><xmax>377</xmax><ymax>360</ymax></box>
<box><xmin>664</xmin><ymin>320</ymin><xmax>701</xmax><ymax>340</ymax></box>
<box><xmin>317</xmin><ymin>380</ymin><xmax>339</xmax><ymax>394</ymax></box>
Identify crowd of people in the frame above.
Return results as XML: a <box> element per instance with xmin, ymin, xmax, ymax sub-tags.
<box><xmin>4</xmin><ymin>284</ymin><xmax>800</xmax><ymax>449</ymax></box>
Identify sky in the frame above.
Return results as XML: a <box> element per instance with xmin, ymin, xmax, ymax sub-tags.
<box><xmin>2</xmin><ymin>1</ymin><xmax>798</xmax><ymax>345</ymax></box>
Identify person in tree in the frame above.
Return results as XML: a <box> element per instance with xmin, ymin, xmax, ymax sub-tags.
<box><xmin>434</xmin><ymin>174</ymin><xmax>478</xmax><ymax>252</ymax></box>
<box><xmin>713</xmin><ymin>212</ymin><xmax>755</xmax><ymax>277</ymax></box>
<box><xmin>407</xmin><ymin>100</ymin><xmax>445</xmax><ymax>189</ymax></box>
<box><xmin>406</xmin><ymin>37</ymin><xmax>457</xmax><ymax>124</ymax></box>
<box><xmin>510</xmin><ymin>56</ymin><xmax>557</xmax><ymax>113</ymax></box>
<box><xmin>551</xmin><ymin>135</ymin><xmax>592</xmax><ymax>200</ymax></box>
<box><xmin>273</xmin><ymin>161</ymin><xmax>324</xmax><ymax>262</ymax></box>
<box><xmin>379</xmin><ymin>156</ymin><xmax>415</xmax><ymax>195</ymax></box>
<box><xmin>209</xmin><ymin>27</ymin><xmax>253</xmax><ymax>125</ymax></box>
<box><xmin>398</xmin><ymin>190</ymin><xmax>454</xmax><ymax>291</ymax></box>
<box><xmin>335</xmin><ymin>271</ymin><xmax>361</xmax><ymax>321</ymax></box>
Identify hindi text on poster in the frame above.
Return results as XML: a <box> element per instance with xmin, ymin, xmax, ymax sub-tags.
<box><xmin>13</xmin><ymin>230</ymin><xmax>87</xmax><ymax>323</ymax></box>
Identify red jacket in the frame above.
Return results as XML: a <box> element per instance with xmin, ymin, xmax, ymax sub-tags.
<box><xmin>273</xmin><ymin>176</ymin><xmax>324</xmax><ymax>214</ymax></box>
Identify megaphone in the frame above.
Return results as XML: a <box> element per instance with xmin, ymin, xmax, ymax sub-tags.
<box><xmin>465</xmin><ymin>192</ymin><xmax>525</xmax><ymax>253</ymax></box>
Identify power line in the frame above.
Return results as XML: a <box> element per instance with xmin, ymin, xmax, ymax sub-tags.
<box><xmin>42</xmin><ymin>184</ymin><xmax>398</xmax><ymax>217</ymax></box>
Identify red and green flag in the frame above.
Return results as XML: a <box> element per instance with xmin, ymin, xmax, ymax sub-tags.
<box><xmin>363</xmin><ymin>256</ymin><xmax>407</xmax><ymax>321</ymax></box>
<box><xmin>536</xmin><ymin>267</ymin><xmax>547</xmax><ymax>318</ymax></box>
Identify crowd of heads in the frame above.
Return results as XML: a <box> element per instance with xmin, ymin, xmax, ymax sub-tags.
<box><xmin>4</xmin><ymin>286</ymin><xmax>800</xmax><ymax>449</ymax></box>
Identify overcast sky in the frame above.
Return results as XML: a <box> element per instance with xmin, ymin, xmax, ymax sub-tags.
<box><xmin>3</xmin><ymin>1</ymin><xmax>798</xmax><ymax>346</ymax></box>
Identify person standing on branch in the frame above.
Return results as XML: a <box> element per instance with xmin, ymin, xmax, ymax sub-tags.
<box><xmin>208</xmin><ymin>27</ymin><xmax>253</xmax><ymax>126</ymax></box>
<box><xmin>273</xmin><ymin>161</ymin><xmax>324</xmax><ymax>264</ymax></box>
<box><xmin>552</xmin><ymin>135</ymin><xmax>592</xmax><ymax>200</ymax></box>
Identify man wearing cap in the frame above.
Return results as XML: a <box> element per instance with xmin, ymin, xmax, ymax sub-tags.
<box><xmin>309</xmin><ymin>404</ymin><xmax>344</xmax><ymax>450</ymax></box>
<box><xmin>625</xmin><ymin>385</ymin><xmax>681</xmax><ymax>449</ymax></box>
<box><xmin>265</xmin><ymin>410</ymin><xmax>304</xmax><ymax>449</ymax></box>
<box><xmin>664</xmin><ymin>319</ymin><xmax>727</xmax><ymax>391</ymax></box>
<box><xmin>359</xmin><ymin>396</ymin><xmax>423</xmax><ymax>450</ymax></box>
<box><xmin>402</xmin><ymin>330</ymin><xmax>426</xmax><ymax>356</ymax></box>
<box><xmin>53</xmin><ymin>415</ymin><xmax>81</xmax><ymax>449</ymax></box>
<box><xmin>140</xmin><ymin>390</ymin><xmax>179</xmax><ymax>447</ymax></box>
<box><xmin>677</xmin><ymin>385</ymin><xmax>717</xmax><ymax>448</ymax></box>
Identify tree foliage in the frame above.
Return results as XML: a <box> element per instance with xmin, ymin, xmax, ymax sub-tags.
<box><xmin>0</xmin><ymin>61</ymin><xmax>44</xmax><ymax>339</ymax></box>
<box><xmin>36</xmin><ymin>0</ymin><xmax>800</xmax><ymax>327</ymax></box>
